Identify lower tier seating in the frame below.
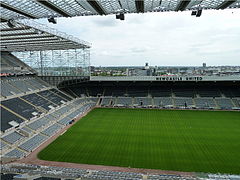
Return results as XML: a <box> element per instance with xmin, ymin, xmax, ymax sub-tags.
<box><xmin>19</xmin><ymin>134</ymin><xmax>47</xmax><ymax>152</ymax></box>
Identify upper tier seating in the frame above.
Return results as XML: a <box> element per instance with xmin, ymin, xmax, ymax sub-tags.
<box><xmin>87</xmin><ymin>86</ymin><xmax>104</xmax><ymax>96</ymax></box>
<box><xmin>1</xmin><ymin>98</ymin><xmax>41</xmax><ymax>120</ymax></box>
<box><xmin>112</xmin><ymin>87</ymin><xmax>127</xmax><ymax>96</ymax></box>
<box><xmin>173</xmin><ymin>88</ymin><xmax>195</xmax><ymax>97</ymax></box>
<box><xmin>0</xmin><ymin>76</ymin><xmax>49</xmax><ymax>98</ymax></box>
<box><xmin>50</xmin><ymin>89</ymin><xmax>73</xmax><ymax>101</ymax></box>
<box><xmin>0</xmin><ymin>51</ymin><xmax>34</xmax><ymax>74</ymax></box>
<box><xmin>127</xmin><ymin>86</ymin><xmax>148</xmax><ymax>97</ymax></box>
<box><xmin>197</xmin><ymin>88</ymin><xmax>221</xmax><ymax>97</ymax></box>
<box><xmin>149</xmin><ymin>86</ymin><xmax>172</xmax><ymax>97</ymax></box>
<box><xmin>0</xmin><ymin>80</ymin><xmax>21</xmax><ymax>97</ymax></box>
<box><xmin>1</xmin><ymin>106</ymin><xmax>24</xmax><ymax>132</ymax></box>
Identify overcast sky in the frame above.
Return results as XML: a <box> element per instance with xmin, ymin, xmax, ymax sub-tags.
<box><xmin>39</xmin><ymin>9</ymin><xmax>240</xmax><ymax>67</ymax></box>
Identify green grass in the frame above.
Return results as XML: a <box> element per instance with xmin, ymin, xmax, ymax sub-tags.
<box><xmin>38</xmin><ymin>108</ymin><xmax>240</xmax><ymax>174</ymax></box>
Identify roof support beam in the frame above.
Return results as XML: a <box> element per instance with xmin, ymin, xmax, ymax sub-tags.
<box><xmin>36</xmin><ymin>0</ymin><xmax>71</xmax><ymax>17</ymax></box>
<box><xmin>1</xmin><ymin>35</ymin><xmax>55</xmax><ymax>41</ymax></box>
<box><xmin>175</xmin><ymin>0</ymin><xmax>191</xmax><ymax>11</ymax></box>
<box><xmin>87</xmin><ymin>0</ymin><xmax>107</xmax><ymax>15</ymax></box>
<box><xmin>1</xmin><ymin>38</ymin><xmax>61</xmax><ymax>45</ymax></box>
<box><xmin>0</xmin><ymin>17</ymin><xmax>8</xmax><ymax>22</ymax></box>
<box><xmin>1</xmin><ymin>32</ymin><xmax>38</xmax><ymax>37</ymax></box>
<box><xmin>0</xmin><ymin>27</ymin><xmax>31</xmax><ymax>32</ymax></box>
<box><xmin>135</xmin><ymin>0</ymin><xmax>144</xmax><ymax>13</ymax></box>
<box><xmin>216</xmin><ymin>0</ymin><xmax>237</xmax><ymax>10</ymax></box>
<box><xmin>0</xmin><ymin>2</ymin><xmax>36</xmax><ymax>18</ymax></box>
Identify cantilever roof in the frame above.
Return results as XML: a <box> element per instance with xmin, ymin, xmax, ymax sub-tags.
<box><xmin>0</xmin><ymin>19</ymin><xmax>91</xmax><ymax>52</ymax></box>
<box><xmin>0</xmin><ymin>0</ymin><xmax>240</xmax><ymax>21</ymax></box>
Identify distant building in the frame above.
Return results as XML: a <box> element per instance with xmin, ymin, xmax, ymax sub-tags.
<box><xmin>145</xmin><ymin>62</ymin><xmax>149</xmax><ymax>70</ymax></box>
<box><xmin>203</xmin><ymin>63</ymin><xmax>207</xmax><ymax>68</ymax></box>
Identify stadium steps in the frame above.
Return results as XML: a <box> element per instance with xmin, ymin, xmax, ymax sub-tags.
<box><xmin>192</xmin><ymin>98</ymin><xmax>196</xmax><ymax>107</ymax></box>
<box><xmin>196</xmin><ymin>94</ymin><xmax>201</xmax><ymax>98</ymax></box>
<box><xmin>35</xmin><ymin>93</ymin><xmax>60</xmax><ymax>108</ymax></box>
<box><xmin>16</xmin><ymin>146</ymin><xmax>28</xmax><ymax>154</ymax></box>
<box><xmin>114</xmin><ymin>97</ymin><xmax>118</xmax><ymax>105</ymax></box>
<box><xmin>68</xmin><ymin>88</ymin><xmax>79</xmax><ymax>98</ymax></box>
<box><xmin>171</xmin><ymin>97</ymin><xmax>175</xmax><ymax>107</ymax></box>
<box><xmin>39</xmin><ymin>132</ymin><xmax>49</xmax><ymax>138</ymax></box>
<box><xmin>213</xmin><ymin>98</ymin><xmax>219</xmax><ymax>109</ymax></box>
<box><xmin>4</xmin><ymin>81</ymin><xmax>25</xmax><ymax>96</ymax></box>
<box><xmin>85</xmin><ymin>87</ymin><xmax>90</xmax><ymax>97</ymax></box>
<box><xmin>50</xmin><ymin>89</ymin><xmax>70</xmax><ymax>102</ymax></box>
<box><xmin>0</xmin><ymin>104</ymin><xmax>28</xmax><ymax>122</ymax></box>
<box><xmin>230</xmin><ymin>98</ymin><xmax>237</xmax><ymax>107</ymax></box>
<box><xmin>2</xmin><ymin>87</ymin><xmax>54</xmax><ymax>101</ymax></box>
<box><xmin>0</xmin><ymin>138</ymin><xmax>12</xmax><ymax>146</ymax></box>
<box><xmin>23</xmin><ymin>79</ymin><xmax>44</xmax><ymax>92</ymax></box>
<box><xmin>102</xmin><ymin>88</ymin><xmax>106</xmax><ymax>96</ymax></box>
<box><xmin>59</xmin><ymin>89</ymin><xmax>75</xmax><ymax>100</ymax></box>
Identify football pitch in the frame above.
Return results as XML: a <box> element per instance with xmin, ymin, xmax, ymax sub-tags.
<box><xmin>38</xmin><ymin>108</ymin><xmax>240</xmax><ymax>174</ymax></box>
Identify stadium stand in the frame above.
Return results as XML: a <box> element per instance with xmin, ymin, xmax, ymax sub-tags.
<box><xmin>153</xmin><ymin>97</ymin><xmax>173</xmax><ymax>107</ymax></box>
<box><xmin>21</xmin><ymin>93</ymin><xmax>56</xmax><ymax>111</ymax></box>
<box><xmin>232</xmin><ymin>99</ymin><xmax>240</xmax><ymax>107</ymax></box>
<box><xmin>174</xmin><ymin>97</ymin><xmax>194</xmax><ymax>107</ymax></box>
<box><xmin>101</xmin><ymin>97</ymin><xmax>112</xmax><ymax>106</ymax></box>
<box><xmin>1</xmin><ymin>97</ymin><xmax>41</xmax><ymax>120</ymax></box>
<box><xmin>37</xmin><ymin>90</ymin><xmax>67</xmax><ymax>106</ymax></box>
<box><xmin>215</xmin><ymin>98</ymin><xmax>235</xmax><ymax>109</ymax></box>
<box><xmin>41</xmin><ymin>123</ymin><xmax>62</xmax><ymax>137</ymax></box>
<box><xmin>195</xmin><ymin>98</ymin><xmax>217</xmax><ymax>109</ymax></box>
<box><xmin>1</xmin><ymin>4</ymin><xmax>240</xmax><ymax>179</ymax></box>
<box><xmin>127</xmin><ymin>86</ymin><xmax>148</xmax><ymax>97</ymax></box>
<box><xmin>0</xmin><ymin>51</ymin><xmax>35</xmax><ymax>75</ymax></box>
<box><xmin>0</xmin><ymin>140</ymin><xmax>9</xmax><ymax>151</ymax></box>
<box><xmin>134</xmin><ymin>97</ymin><xmax>153</xmax><ymax>106</ymax></box>
<box><xmin>0</xmin><ymin>106</ymin><xmax>24</xmax><ymax>132</ymax></box>
<box><xmin>150</xmin><ymin>86</ymin><xmax>172</xmax><ymax>97</ymax></box>
<box><xmin>19</xmin><ymin>134</ymin><xmax>47</xmax><ymax>152</ymax></box>
<box><xmin>5</xmin><ymin>148</ymin><xmax>26</xmax><ymax>158</ymax></box>
<box><xmin>2</xmin><ymin>131</ymin><xmax>25</xmax><ymax>144</ymax></box>
<box><xmin>115</xmin><ymin>97</ymin><xmax>133</xmax><ymax>106</ymax></box>
<box><xmin>0</xmin><ymin>173</ymin><xmax>18</xmax><ymax>180</ymax></box>
<box><xmin>50</xmin><ymin>89</ymin><xmax>73</xmax><ymax>101</ymax></box>
<box><xmin>27</xmin><ymin>117</ymin><xmax>50</xmax><ymax>131</ymax></box>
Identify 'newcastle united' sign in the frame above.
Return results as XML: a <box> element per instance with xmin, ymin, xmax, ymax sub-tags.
<box><xmin>90</xmin><ymin>75</ymin><xmax>240</xmax><ymax>82</ymax></box>
<box><xmin>156</xmin><ymin>76</ymin><xmax>203</xmax><ymax>81</ymax></box>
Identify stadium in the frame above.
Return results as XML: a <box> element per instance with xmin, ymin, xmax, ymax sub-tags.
<box><xmin>1</xmin><ymin>1</ymin><xmax>240</xmax><ymax>180</ymax></box>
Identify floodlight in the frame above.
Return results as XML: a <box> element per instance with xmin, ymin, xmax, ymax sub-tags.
<box><xmin>48</xmin><ymin>16</ymin><xmax>57</xmax><ymax>24</ymax></box>
<box><xmin>116</xmin><ymin>13</ymin><xmax>125</xmax><ymax>20</ymax></box>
